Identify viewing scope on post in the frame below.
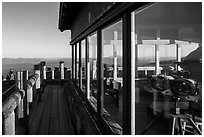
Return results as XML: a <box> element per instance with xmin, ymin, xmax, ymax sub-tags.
<box><xmin>149</xmin><ymin>74</ymin><xmax>200</xmax><ymax>99</ymax></box>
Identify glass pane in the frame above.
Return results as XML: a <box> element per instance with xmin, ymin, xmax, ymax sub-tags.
<box><xmin>76</xmin><ymin>43</ymin><xmax>79</xmax><ymax>86</ymax></box>
<box><xmin>102</xmin><ymin>20</ymin><xmax>123</xmax><ymax>127</ymax></box>
<box><xmin>89</xmin><ymin>32</ymin><xmax>97</xmax><ymax>102</ymax></box>
<box><xmin>135</xmin><ymin>2</ymin><xmax>202</xmax><ymax>135</ymax></box>
<box><xmin>81</xmin><ymin>40</ymin><xmax>86</xmax><ymax>93</ymax></box>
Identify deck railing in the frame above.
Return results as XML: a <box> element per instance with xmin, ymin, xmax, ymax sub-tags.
<box><xmin>2</xmin><ymin>72</ymin><xmax>39</xmax><ymax>135</ymax></box>
<box><xmin>2</xmin><ymin>61</ymin><xmax>71</xmax><ymax>135</ymax></box>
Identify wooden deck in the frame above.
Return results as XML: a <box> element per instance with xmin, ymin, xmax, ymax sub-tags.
<box><xmin>29</xmin><ymin>84</ymin><xmax>75</xmax><ymax>135</ymax></box>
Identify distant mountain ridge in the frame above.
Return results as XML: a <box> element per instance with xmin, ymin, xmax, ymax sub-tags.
<box><xmin>2</xmin><ymin>58</ymin><xmax>72</xmax><ymax>76</ymax></box>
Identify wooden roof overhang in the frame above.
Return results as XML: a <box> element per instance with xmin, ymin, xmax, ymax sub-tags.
<box><xmin>58</xmin><ymin>2</ymin><xmax>151</xmax><ymax>45</ymax></box>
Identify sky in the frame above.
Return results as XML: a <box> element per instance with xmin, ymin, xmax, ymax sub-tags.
<box><xmin>2</xmin><ymin>2</ymin><xmax>71</xmax><ymax>58</ymax></box>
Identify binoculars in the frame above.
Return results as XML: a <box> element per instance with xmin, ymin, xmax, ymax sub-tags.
<box><xmin>149</xmin><ymin>74</ymin><xmax>200</xmax><ymax>99</ymax></box>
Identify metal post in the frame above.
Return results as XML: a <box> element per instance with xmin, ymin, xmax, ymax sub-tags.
<box><xmin>97</xmin><ymin>29</ymin><xmax>104</xmax><ymax>117</ymax></box>
<box><xmin>59</xmin><ymin>61</ymin><xmax>65</xmax><ymax>79</ymax></box>
<box><xmin>122</xmin><ymin>12</ymin><xmax>135</xmax><ymax>135</ymax></box>
<box><xmin>52</xmin><ymin>70</ymin><xmax>54</xmax><ymax>79</ymax></box>
<box><xmin>86</xmin><ymin>37</ymin><xmax>90</xmax><ymax>99</ymax></box>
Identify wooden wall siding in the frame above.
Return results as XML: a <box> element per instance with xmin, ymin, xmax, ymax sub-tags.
<box><xmin>71</xmin><ymin>2</ymin><xmax>115</xmax><ymax>40</ymax></box>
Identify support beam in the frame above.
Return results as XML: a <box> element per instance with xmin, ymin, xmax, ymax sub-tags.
<box><xmin>122</xmin><ymin>12</ymin><xmax>135</xmax><ymax>135</ymax></box>
<box><xmin>79</xmin><ymin>41</ymin><xmax>82</xmax><ymax>89</ymax></box>
<box><xmin>72</xmin><ymin>45</ymin><xmax>75</xmax><ymax>79</ymax></box>
<box><xmin>86</xmin><ymin>37</ymin><xmax>90</xmax><ymax>99</ymax></box>
<box><xmin>97</xmin><ymin>29</ymin><xmax>104</xmax><ymax>117</ymax></box>
<box><xmin>75</xmin><ymin>43</ymin><xmax>78</xmax><ymax>83</ymax></box>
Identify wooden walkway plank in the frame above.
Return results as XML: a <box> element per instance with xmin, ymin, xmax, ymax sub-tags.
<box><xmin>38</xmin><ymin>86</ymin><xmax>53</xmax><ymax>135</ymax></box>
<box><xmin>29</xmin><ymin>86</ymin><xmax>49</xmax><ymax>135</ymax></box>
<box><xmin>29</xmin><ymin>84</ymin><xmax>75</xmax><ymax>135</ymax></box>
<box><xmin>49</xmin><ymin>87</ymin><xmax>60</xmax><ymax>134</ymax></box>
<box><xmin>58</xmin><ymin>87</ymin><xmax>74</xmax><ymax>134</ymax></box>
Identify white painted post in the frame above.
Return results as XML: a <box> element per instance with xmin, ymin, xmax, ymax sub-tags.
<box><xmin>176</xmin><ymin>44</ymin><xmax>182</xmax><ymax>71</ymax></box>
<box><xmin>155</xmin><ymin>44</ymin><xmax>160</xmax><ymax>75</ymax></box>
<box><xmin>113</xmin><ymin>31</ymin><xmax>118</xmax><ymax>80</ymax></box>
<box><xmin>59</xmin><ymin>61</ymin><xmax>65</xmax><ymax>79</ymax></box>
<box><xmin>16</xmin><ymin>71</ymin><xmax>21</xmax><ymax>89</ymax></box>
<box><xmin>113</xmin><ymin>31</ymin><xmax>118</xmax><ymax>89</ymax></box>
<box><xmin>20</xmin><ymin>71</ymin><xmax>23</xmax><ymax>89</ymax></box>
<box><xmin>92</xmin><ymin>60</ymin><xmax>97</xmax><ymax>79</ymax></box>
<box><xmin>52</xmin><ymin>69</ymin><xmax>54</xmax><ymax>80</ymax></box>
<box><xmin>16</xmin><ymin>71</ymin><xmax>23</xmax><ymax>118</ymax></box>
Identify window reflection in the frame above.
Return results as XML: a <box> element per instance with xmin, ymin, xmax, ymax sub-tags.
<box><xmin>81</xmin><ymin>40</ymin><xmax>86</xmax><ymax>93</ymax></box>
<box><xmin>102</xmin><ymin>20</ymin><xmax>123</xmax><ymax>127</ymax></box>
<box><xmin>89</xmin><ymin>33</ymin><xmax>97</xmax><ymax>100</ymax></box>
<box><xmin>135</xmin><ymin>2</ymin><xmax>201</xmax><ymax>135</ymax></box>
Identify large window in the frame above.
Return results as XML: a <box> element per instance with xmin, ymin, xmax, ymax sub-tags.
<box><xmin>134</xmin><ymin>3</ymin><xmax>202</xmax><ymax>135</ymax></box>
<box><xmin>102</xmin><ymin>20</ymin><xmax>123</xmax><ymax>126</ymax></box>
<box><xmin>81</xmin><ymin>40</ymin><xmax>86</xmax><ymax>93</ymax></box>
<box><xmin>88</xmin><ymin>32</ymin><xmax>98</xmax><ymax>100</ymax></box>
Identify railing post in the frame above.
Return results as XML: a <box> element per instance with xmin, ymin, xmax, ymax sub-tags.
<box><xmin>16</xmin><ymin>71</ymin><xmax>21</xmax><ymax>89</ymax></box>
<box><xmin>18</xmin><ymin>71</ymin><xmax>24</xmax><ymax>118</ymax></box>
<box><xmin>52</xmin><ymin>69</ymin><xmax>55</xmax><ymax>79</ymax></box>
<box><xmin>23</xmin><ymin>70</ymin><xmax>29</xmax><ymax>134</ymax></box>
<box><xmin>59</xmin><ymin>61</ymin><xmax>65</xmax><ymax>79</ymax></box>
<box><xmin>40</xmin><ymin>61</ymin><xmax>46</xmax><ymax>81</ymax></box>
<box><xmin>34</xmin><ymin>64</ymin><xmax>41</xmax><ymax>89</ymax></box>
<box><xmin>3</xmin><ymin>111</ymin><xmax>15</xmax><ymax>135</ymax></box>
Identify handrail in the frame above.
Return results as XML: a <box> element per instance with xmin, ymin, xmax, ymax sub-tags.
<box><xmin>2</xmin><ymin>88</ymin><xmax>25</xmax><ymax>119</ymax></box>
<box><xmin>27</xmin><ymin>74</ymin><xmax>39</xmax><ymax>103</ymax></box>
<box><xmin>27</xmin><ymin>74</ymin><xmax>39</xmax><ymax>90</ymax></box>
<box><xmin>2</xmin><ymin>87</ymin><xmax>25</xmax><ymax>135</ymax></box>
